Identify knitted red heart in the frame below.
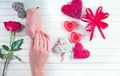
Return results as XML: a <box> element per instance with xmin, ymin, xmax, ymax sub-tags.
<box><xmin>70</xmin><ymin>32</ymin><xmax>82</xmax><ymax>43</ymax></box>
<box><xmin>64</xmin><ymin>21</ymin><xmax>76</xmax><ymax>32</ymax></box>
<box><xmin>74</xmin><ymin>43</ymin><xmax>90</xmax><ymax>59</ymax></box>
<box><xmin>61</xmin><ymin>0</ymin><xmax>83</xmax><ymax>19</ymax></box>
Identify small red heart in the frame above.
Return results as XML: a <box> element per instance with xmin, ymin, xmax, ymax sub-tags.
<box><xmin>64</xmin><ymin>21</ymin><xmax>76</xmax><ymax>32</ymax></box>
<box><xmin>61</xmin><ymin>0</ymin><xmax>83</xmax><ymax>19</ymax></box>
<box><xmin>70</xmin><ymin>32</ymin><xmax>82</xmax><ymax>43</ymax></box>
<box><xmin>74</xmin><ymin>43</ymin><xmax>90</xmax><ymax>59</ymax></box>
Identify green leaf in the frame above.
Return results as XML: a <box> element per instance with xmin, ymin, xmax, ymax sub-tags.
<box><xmin>0</xmin><ymin>49</ymin><xmax>3</xmax><ymax>59</ymax></box>
<box><xmin>2</xmin><ymin>45</ymin><xmax>9</xmax><ymax>51</ymax></box>
<box><xmin>3</xmin><ymin>51</ymin><xmax>13</xmax><ymax>59</ymax></box>
<box><xmin>11</xmin><ymin>39</ymin><xmax>23</xmax><ymax>51</ymax></box>
<box><xmin>14</xmin><ymin>56</ymin><xmax>22</xmax><ymax>61</ymax></box>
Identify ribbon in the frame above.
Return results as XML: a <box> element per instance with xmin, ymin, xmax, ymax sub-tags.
<box><xmin>81</xmin><ymin>6</ymin><xmax>109</xmax><ymax>41</ymax></box>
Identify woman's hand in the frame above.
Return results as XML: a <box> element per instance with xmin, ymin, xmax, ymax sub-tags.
<box><xmin>26</xmin><ymin>8</ymin><xmax>42</xmax><ymax>39</ymax></box>
<box><xmin>29</xmin><ymin>31</ymin><xmax>50</xmax><ymax>76</ymax></box>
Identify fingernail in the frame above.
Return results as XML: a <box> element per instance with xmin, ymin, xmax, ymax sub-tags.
<box><xmin>45</xmin><ymin>34</ymin><xmax>50</xmax><ymax>39</ymax></box>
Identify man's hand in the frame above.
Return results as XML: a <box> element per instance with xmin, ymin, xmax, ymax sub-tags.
<box><xmin>26</xmin><ymin>8</ymin><xmax>42</xmax><ymax>39</ymax></box>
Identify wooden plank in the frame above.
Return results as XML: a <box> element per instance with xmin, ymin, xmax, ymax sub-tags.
<box><xmin>0</xmin><ymin>0</ymin><xmax>120</xmax><ymax>76</ymax></box>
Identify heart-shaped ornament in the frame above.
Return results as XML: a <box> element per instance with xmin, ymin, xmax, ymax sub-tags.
<box><xmin>70</xmin><ymin>32</ymin><xmax>82</xmax><ymax>43</ymax></box>
<box><xmin>74</xmin><ymin>43</ymin><xmax>90</xmax><ymax>59</ymax></box>
<box><xmin>61</xmin><ymin>0</ymin><xmax>83</xmax><ymax>19</ymax></box>
<box><xmin>64</xmin><ymin>21</ymin><xmax>76</xmax><ymax>32</ymax></box>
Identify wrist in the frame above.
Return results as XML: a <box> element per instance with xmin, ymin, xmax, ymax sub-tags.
<box><xmin>31</xmin><ymin>67</ymin><xmax>45</xmax><ymax>76</ymax></box>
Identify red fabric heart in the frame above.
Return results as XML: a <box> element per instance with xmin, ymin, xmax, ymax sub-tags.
<box><xmin>61</xmin><ymin>0</ymin><xmax>83</xmax><ymax>19</ymax></box>
<box><xmin>64</xmin><ymin>21</ymin><xmax>76</xmax><ymax>32</ymax></box>
<box><xmin>74</xmin><ymin>43</ymin><xmax>90</xmax><ymax>59</ymax></box>
<box><xmin>70</xmin><ymin>32</ymin><xmax>82</xmax><ymax>43</ymax></box>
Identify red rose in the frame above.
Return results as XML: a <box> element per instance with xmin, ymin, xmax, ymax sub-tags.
<box><xmin>4</xmin><ymin>21</ymin><xmax>22</xmax><ymax>32</ymax></box>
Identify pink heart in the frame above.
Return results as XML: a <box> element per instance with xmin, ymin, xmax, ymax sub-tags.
<box><xmin>64</xmin><ymin>21</ymin><xmax>76</xmax><ymax>32</ymax></box>
<box><xmin>61</xmin><ymin>0</ymin><xmax>83</xmax><ymax>19</ymax></box>
<box><xmin>74</xmin><ymin>43</ymin><xmax>90</xmax><ymax>59</ymax></box>
<box><xmin>70</xmin><ymin>32</ymin><xmax>82</xmax><ymax>43</ymax></box>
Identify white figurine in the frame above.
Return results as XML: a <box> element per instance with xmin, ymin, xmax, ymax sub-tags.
<box><xmin>55</xmin><ymin>37</ymin><xmax>73</xmax><ymax>61</ymax></box>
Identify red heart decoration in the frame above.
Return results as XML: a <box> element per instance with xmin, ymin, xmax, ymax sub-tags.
<box><xmin>61</xmin><ymin>0</ymin><xmax>83</xmax><ymax>19</ymax></box>
<box><xmin>70</xmin><ymin>32</ymin><xmax>82</xmax><ymax>43</ymax></box>
<box><xmin>64</xmin><ymin>21</ymin><xmax>76</xmax><ymax>32</ymax></box>
<box><xmin>74</xmin><ymin>43</ymin><xmax>90</xmax><ymax>59</ymax></box>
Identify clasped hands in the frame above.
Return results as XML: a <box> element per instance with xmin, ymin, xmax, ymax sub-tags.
<box><xmin>25</xmin><ymin>8</ymin><xmax>50</xmax><ymax>76</ymax></box>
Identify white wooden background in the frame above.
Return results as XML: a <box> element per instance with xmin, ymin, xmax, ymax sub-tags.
<box><xmin>0</xmin><ymin>0</ymin><xmax>120</xmax><ymax>76</ymax></box>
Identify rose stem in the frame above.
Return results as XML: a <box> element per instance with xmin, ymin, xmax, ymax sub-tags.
<box><xmin>2</xmin><ymin>30</ymin><xmax>13</xmax><ymax>76</ymax></box>
<box><xmin>2</xmin><ymin>59</ymin><xmax>9</xmax><ymax>76</ymax></box>
<box><xmin>9</xmin><ymin>30</ymin><xmax>13</xmax><ymax>50</ymax></box>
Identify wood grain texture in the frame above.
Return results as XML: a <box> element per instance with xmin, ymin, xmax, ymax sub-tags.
<box><xmin>0</xmin><ymin>0</ymin><xmax>120</xmax><ymax>76</ymax></box>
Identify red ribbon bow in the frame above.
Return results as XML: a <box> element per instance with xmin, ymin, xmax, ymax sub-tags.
<box><xmin>81</xmin><ymin>6</ymin><xmax>109</xmax><ymax>41</ymax></box>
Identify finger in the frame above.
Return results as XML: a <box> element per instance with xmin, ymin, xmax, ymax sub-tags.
<box><xmin>42</xmin><ymin>34</ymin><xmax>49</xmax><ymax>55</ymax></box>
<box><xmin>34</xmin><ymin>31</ymin><xmax>40</xmax><ymax>48</ymax></box>
<box><xmin>46</xmin><ymin>37</ymin><xmax>51</xmax><ymax>53</ymax></box>
<box><xmin>44</xmin><ymin>33</ymin><xmax>49</xmax><ymax>53</ymax></box>
<box><xmin>44</xmin><ymin>33</ymin><xmax>50</xmax><ymax>39</ymax></box>
<box><xmin>43</xmin><ymin>32</ymin><xmax>51</xmax><ymax>52</ymax></box>
<box><xmin>41</xmin><ymin>33</ymin><xmax>46</xmax><ymax>49</ymax></box>
<box><xmin>39</xmin><ymin>31</ymin><xmax>43</xmax><ymax>49</ymax></box>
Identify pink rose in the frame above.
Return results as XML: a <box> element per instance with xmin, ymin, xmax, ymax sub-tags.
<box><xmin>4</xmin><ymin>21</ymin><xmax>22</xmax><ymax>32</ymax></box>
